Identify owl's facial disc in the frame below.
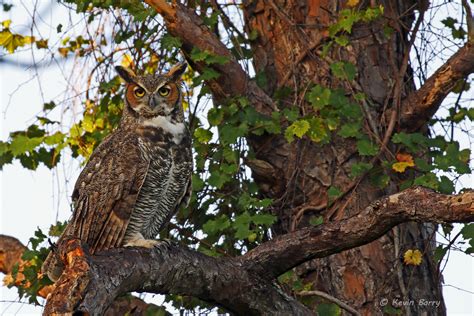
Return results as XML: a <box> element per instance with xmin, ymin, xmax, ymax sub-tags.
<box><xmin>148</xmin><ymin>83</ymin><xmax>179</xmax><ymax>115</ymax></box>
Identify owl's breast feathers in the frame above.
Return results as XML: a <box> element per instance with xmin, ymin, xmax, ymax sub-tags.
<box><xmin>130</xmin><ymin>117</ymin><xmax>193</xmax><ymax>238</ymax></box>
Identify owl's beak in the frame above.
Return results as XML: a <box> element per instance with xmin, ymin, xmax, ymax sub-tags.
<box><xmin>149</xmin><ymin>94</ymin><xmax>161</xmax><ymax>109</ymax></box>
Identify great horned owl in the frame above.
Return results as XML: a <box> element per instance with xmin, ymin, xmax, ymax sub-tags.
<box><xmin>42</xmin><ymin>62</ymin><xmax>193</xmax><ymax>281</ymax></box>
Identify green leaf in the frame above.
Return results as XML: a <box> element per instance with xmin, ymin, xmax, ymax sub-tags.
<box><xmin>234</xmin><ymin>212</ymin><xmax>252</xmax><ymax>240</ymax></box>
<box><xmin>203</xmin><ymin>215</ymin><xmax>231</xmax><ymax>235</ymax></box>
<box><xmin>461</xmin><ymin>224</ymin><xmax>474</xmax><ymax>254</ymax></box>
<box><xmin>307</xmin><ymin>117</ymin><xmax>328</xmax><ymax>143</ymax></box>
<box><xmin>43</xmin><ymin>101</ymin><xmax>56</xmax><ymax>111</ymax></box>
<box><xmin>10</xmin><ymin>135</ymin><xmax>43</xmax><ymax>156</ymax></box>
<box><xmin>307</xmin><ymin>85</ymin><xmax>331</xmax><ymax>109</ymax></box>
<box><xmin>161</xmin><ymin>33</ymin><xmax>182</xmax><ymax>50</ymax></box>
<box><xmin>438</xmin><ymin>176</ymin><xmax>454</xmax><ymax>194</ymax></box>
<box><xmin>220</xmin><ymin>124</ymin><xmax>247</xmax><ymax>145</ymax></box>
<box><xmin>433</xmin><ymin>245</ymin><xmax>448</xmax><ymax>262</ymax></box>
<box><xmin>331</xmin><ymin>61</ymin><xmax>356</xmax><ymax>81</ymax></box>
<box><xmin>356</xmin><ymin>138</ymin><xmax>378</xmax><ymax>156</ymax></box>
<box><xmin>252</xmin><ymin>213</ymin><xmax>276</xmax><ymax>226</ymax></box>
<box><xmin>194</xmin><ymin>128</ymin><xmax>213</xmax><ymax>143</ymax></box>
<box><xmin>461</xmin><ymin>223</ymin><xmax>474</xmax><ymax>240</ymax></box>
<box><xmin>334</xmin><ymin>35</ymin><xmax>349</xmax><ymax>46</ymax></box>
<box><xmin>441</xmin><ymin>17</ymin><xmax>457</xmax><ymax>28</ymax></box>
<box><xmin>191</xmin><ymin>174</ymin><xmax>205</xmax><ymax>191</ymax></box>
<box><xmin>0</xmin><ymin>141</ymin><xmax>9</xmax><ymax>154</ymax></box>
<box><xmin>369</xmin><ymin>170</ymin><xmax>390</xmax><ymax>189</ymax></box>
<box><xmin>414</xmin><ymin>158</ymin><xmax>433</xmax><ymax>172</ymax></box>
<box><xmin>208</xmin><ymin>107</ymin><xmax>224</xmax><ymax>126</ymax></box>
<box><xmin>350</xmin><ymin>162</ymin><xmax>373</xmax><ymax>177</ymax></box>
<box><xmin>198</xmin><ymin>68</ymin><xmax>220</xmax><ymax>81</ymax></box>
<box><xmin>338</xmin><ymin>122</ymin><xmax>361</xmax><ymax>138</ymax></box>
<box><xmin>328</xmin><ymin>186</ymin><xmax>342</xmax><ymax>199</ymax></box>
<box><xmin>44</xmin><ymin>132</ymin><xmax>65</xmax><ymax>146</ymax></box>
<box><xmin>208</xmin><ymin>170</ymin><xmax>230</xmax><ymax>189</ymax></box>
<box><xmin>316</xmin><ymin>303</ymin><xmax>341</xmax><ymax>316</ymax></box>
<box><xmin>205</xmin><ymin>54</ymin><xmax>229</xmax><ymax>65</ymax></box>
<box><xmin>285</xmin><ymin>120</ymin><xmax>310</xmax><ymax>142</ymax></box>
<box><xmin>309</xmin><ymin>216</ymin><xmax>324</xmax><ymax>226</ymax></box>
<box><xmin>392</xmin><ymin>132</ymin><xmax>427</xmax><ymax>152</ymax></box>
<box><xmin>282</xmin><ymin>108</ymin><xmax>299</xmax><ymax>122</ymax></box>
<box><xmin>413</xmin><ymin>173</ymin><xmax>439</xmax><ymax>190</ymax></box>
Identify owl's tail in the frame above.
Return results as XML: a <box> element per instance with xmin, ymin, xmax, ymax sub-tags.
<box><xmin>41</xmin><ymin>248</ymin><xmax>64</xmax><ymax>282</ymax></box>
<box><xmin>41</xmin><ymin>224</ymin><xmax>74</xmax><ymax>282</ymax></box>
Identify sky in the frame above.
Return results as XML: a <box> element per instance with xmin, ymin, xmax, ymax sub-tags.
<box><xmin>0</xmin><ymin>1</ymin><xmax>473</xmax><ymax>315</ymax></box>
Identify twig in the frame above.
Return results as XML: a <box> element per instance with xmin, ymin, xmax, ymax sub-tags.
<box><xmin>461</xmin><ymin>0</ymin><xmax>474</xmax><ymax>42</ymax></box>
<box><xmin>297</xmin><ymin>290</ymin><xmax>361</xmax><ymax>316</ymax></box>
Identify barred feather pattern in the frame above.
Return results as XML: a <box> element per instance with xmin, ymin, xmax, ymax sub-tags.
<box><xmin>124</xmin><ymin>132</ymin><xmax>192</xmax><ymax>240</ymax></box>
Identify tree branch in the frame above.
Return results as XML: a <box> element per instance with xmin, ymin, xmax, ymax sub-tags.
<box><xmin>242</xmin><ymin>187</ymin><xmax>474</xmax><ymax>277</ymax></box>
<box><xmin>401</xmin><ymin>1</ymin><xmax>474</xmax><ymax>131</ymax></box>
<box><xmin>43</xmin><ymin>238</ymin><xmax>311</xmax><ymax>315</ymax></box>
<box><xmin>0</xmin><ymin>235</ymin><xmax>161</xmax><ymax>315</ymax></box>
<box><xmin>0</xmin><ymin>235</ymin><xmax>26</xmax><ymax>275</ymax></box>
<box><xmin>42</xmin><ymin>187</ymin><xmax>473</xmax><ymax>314</ymax></box>
<box><xmin>144</xmin><ymin>0</ymin><xmax>277</xmax><ymax>115</ymax></box>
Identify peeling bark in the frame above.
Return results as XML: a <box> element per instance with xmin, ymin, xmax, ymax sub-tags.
<box><xmin>401</xmin><ymin>42</ymin><xmax>474</xmax><ymax>131</ymax></box>
<box><xmin>0</xmin><ymin>235</ymin><xmax>26</xmax><ymax>274</ymax></box>
<box><xmin>0</xmin><ymin>235</ymin><xmax>160</xmax><ymax>316</ymax></box>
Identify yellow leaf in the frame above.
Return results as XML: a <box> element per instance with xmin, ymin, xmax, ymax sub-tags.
<box><xmin>182</xmin><ymin>100</ymin><xmax>189</xmax><ymax>111</ymax></box>
<box><xmin>347</xmin><ymin>0</ymin><xmax>359</xmax><ymax>7</ymax></box>
<box><xmin>2</xmin><ymin>20</ymin><xmax>11</xmax><ymax>28</ymax></box>
<box><xmin>24</xmin><ymin>35</ymin><xmax>35</xmax><ymax>44</ymax></box>
<box><xmin>58</xmin><ymin>47</ymin><xmax>69</xmax><ymax>57</ymax></box>
<box><xmin>0</xmin><ymin>30</ymin><xmax>13</xmax><ymax>46</ymax></box>
<box><xmin>5</xmin><ymin>34</ymin><xmax>25</xmax><ymax>53</ymax></box>
<box><xmin>121</xmin><ymin>54</ymin><xmax>134</xmax><ymax>69</ymax></box>
<box><xmin>403</xmin><ymin>249</ymin><xmax>423</xmax><ymax>266</ymax></box>
<box><xmin>392</xmin><ymin>162</ymin><xmax>411</xmax><ymax>173</ymax></box>
<box><xmin>36</xmin><ymin>38</ymin><xmax>48</xmax><ymax>49</ymax></box>
<box><xmin>392</xmin><ymin>153</ymin><xmax>415</xmax><ymax>173</ymax></box>
<box><xmin>2</xmin><ymin>274</ymin><xmax>14</xmax><ymax>286</ymax></box>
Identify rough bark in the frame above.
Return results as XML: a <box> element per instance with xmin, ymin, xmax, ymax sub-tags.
<box><xmin>0</xmin><ymin>235</ymin><xmax>160</xmax><ymax>316</ymax></box>
<box><xmin>0</xmin><ymin>235</ymin><xmax>26</xmax><ymax>275</ymax></box>
<box><xmin>42</xmin><ymin>187</ymin><xmax>474</xmax><ymax>315</ymax></box>
<box><xmin>400</xmin><ymin>43</ymin><xmax>474</xmax><ymax>131</ymax></box>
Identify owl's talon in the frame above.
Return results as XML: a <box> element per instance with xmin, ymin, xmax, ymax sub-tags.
<box><xmin>124</xmin><ymin>238</ymin><xmax>159</xmax><ymax>248</ymax></box>
<box><xmin>155</xmin><ymin>239</ymin><xmax>176</xmax><ymax>248</ymax></box>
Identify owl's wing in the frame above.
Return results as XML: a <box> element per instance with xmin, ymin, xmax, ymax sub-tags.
<box><xmin>68</xmin><ymin>129</ymin><xmax>149</xmax><ymax>253</ymax></box>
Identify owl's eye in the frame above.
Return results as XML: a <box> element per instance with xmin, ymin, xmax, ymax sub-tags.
<box><xmin>158</xmin><ymin>85</ymin><xmax>171</xmax><ymax>97</ymax></box>
<box><xmin>134</xmin><ymin>87</ymin><xmax>146</xmax><ymax>98</ymax></box>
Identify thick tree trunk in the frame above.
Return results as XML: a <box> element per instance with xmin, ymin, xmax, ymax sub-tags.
<box><xmin>243</xmin><ymin>0</ymin><xmax>445</xmax><ymax>314</ymax></box>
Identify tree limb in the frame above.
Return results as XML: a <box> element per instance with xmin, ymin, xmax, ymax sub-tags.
<box><xmin>401</xmin><ymin>6</ymin><xmax>474</xmax><ymax>132</ymax></box>
<box><xmin>42</xmin><ymin>187</ymin><xmax>473</xmax><ymax>314</ymax></box>
<box><xmin>0</xmin><ymin>235</ymin><xmax>26</xmax><ymax>275</ymax></box>
<box><xmin>242</xmin><ymin>187</ymin><xmax>474</xmax><ymax>277</ymax></box>
<box><xmin>0</xmin><ymin>235</ymin><xmax>162</xmax><ymax>315</ymax></box>
<box><xmin>43</xmin><ymin>238</ymin><xmax>312</xmax><ymax>315</ymax></box>
<box><xmin>144</xmin><ymin>0</ymin><xmax>277</xmax><ymax>115</ymax></box>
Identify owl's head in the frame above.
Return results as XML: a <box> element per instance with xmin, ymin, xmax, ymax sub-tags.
<box><xmin>115</xmin><ymin>62</ymin><xmax>187</xmax><ymax>122</ymax></box>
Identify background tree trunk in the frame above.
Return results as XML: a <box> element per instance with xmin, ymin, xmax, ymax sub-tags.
<box><xmin>243</xmin><ymin>0</ymin><xmax>444</xmax><ymax>314</ymax></box>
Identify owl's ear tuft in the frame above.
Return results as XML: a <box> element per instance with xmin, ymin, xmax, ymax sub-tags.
<box><xmin>115</xmin><ymin>66</ymin><xmax>137</xmax><ymax>84</ymax></box>
<box><xmin>166</xmin><ymin>62</ymin><xmax>187</xmax><ymax>82</ymax></box>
